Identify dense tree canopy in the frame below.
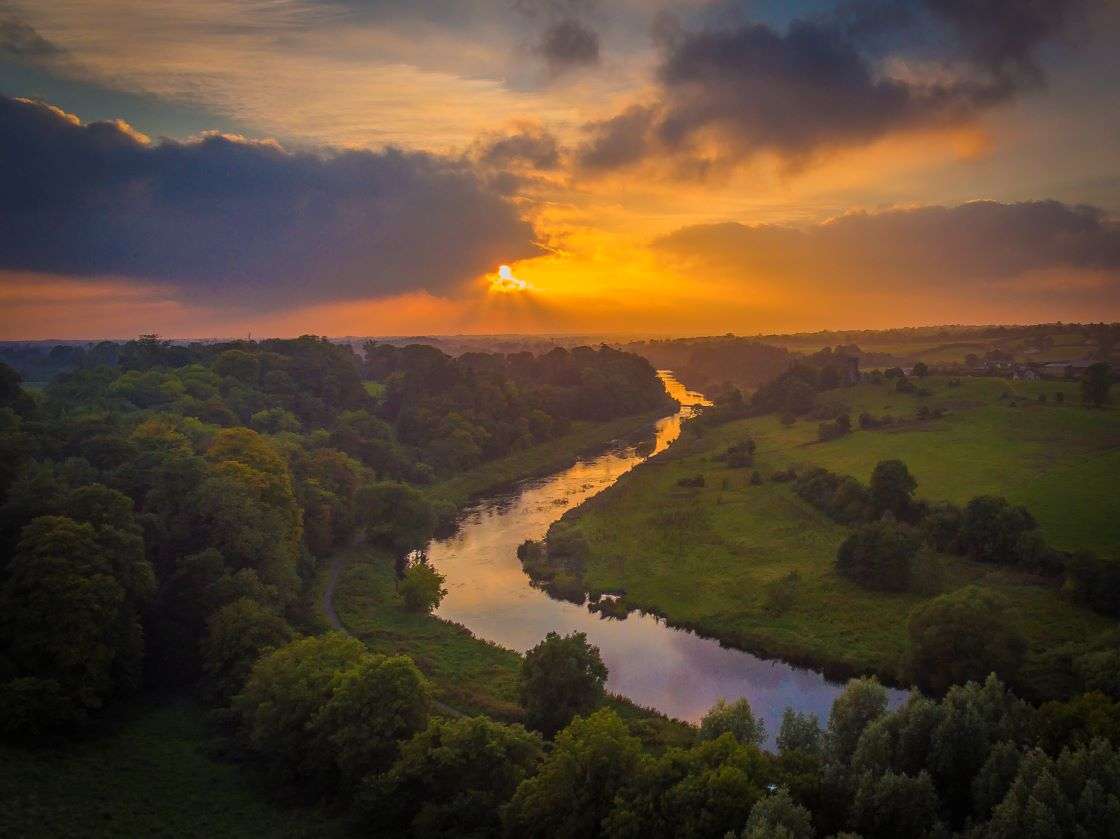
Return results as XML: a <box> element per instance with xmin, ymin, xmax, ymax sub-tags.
<box><xmin>520</xmin><ymin>631</ymin><xmax>608</xmax><ymax>736</ymax></box>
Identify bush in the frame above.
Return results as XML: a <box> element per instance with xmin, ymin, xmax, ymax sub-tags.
<box><xmin>750</xmin><ymin>470</ymin><xmax>763</xmax><ymax>485</ymax></box>
<box><xmin>907</xmin><ymin>587</ymin><xmax>1027</xmax><ymax>694</ymax></box>
<box><xmin>724</xmin><ymin>439</ymin><xmax>756</xmax><ymax>468</ymax></box>
<box><xmin>817</xmin><ymin>413</ymin><xmax>851</xmax><ymax>441</ymax></box>
<box><xmin>398</xmin><ymin>560</ymin><xmax>447</xmax><ymax>613</ymax></box>
<box><xmin>677</xmin><ymin>474</ymin><xmax>706</xmax><ymax>488</ymax></box>
<box><xmin>836</xmin><ymin>520</ymin><xmax>919</xmax><ymax>592</ymax></box>
<box><xmin>959</xmin><ymin>496</ymin><xmax>1037</xmax><ymax>565</ymax></box>
<box><xmin>520</xmin><ymin>631</ymin><xmax>607</xmax><ymax>736</ymax></box>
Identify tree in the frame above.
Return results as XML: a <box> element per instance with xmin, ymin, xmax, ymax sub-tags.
<box><xmin>201</xmin><ymin>597</ymin><xmax>295</xmax><ymax>706</ymax></box>
<box><xmin>835</xmin><ymin>519</ymin><xmax>919</xmax><ymax>592</ymax></box>
<box><xmin>356</xmin><ymin>481</ymin><xmax>436</xmax><ymax>555</ymax></box>
<box><xmin>852</xmin><ymin>770</ymin><xmax>942</xmax><ymax>839</ymax></box>
<box><xmin>1</xmin><ymin>515</ymin><xmax>149</xmax><ymax>725</ymax></box>
<box><xmin>777</xmin><ymin>708</ymin><xmax>823</xmax><ymax>757</ymax></box>
<box><xmin>869</xmin><ymin>460</ymin><xmax>917</xmax><ymax>519</ymax></box>
<box><xmin>362</xmin><ymin>715</ymin><xmax>542</xmax><ymax>838</ymax></box>
<box><xmin>234</xmin><ymin>632</ymin><xmax>367</xmax><ymax>779</ymax></box>
<box><xmin>504</xmin><ymin>708</ymin><xmax>642</xmax><ymax>839</ymax></box>
<box><xmin>309</xmin><ymin>653</ymin><xmax>431</xmax><ymax>787</ymax></box>
<box><xmin>520</xmin><ymin>631</ymin><xmax>608</xmax><ymax>736</ymax></box>
<box><xmin>908</xmin><ymin>587</ymin><xmax>1026</xmax><ymax>694</ymax></box>
<box><xmin>741</xmin><ymin>787</ymin><xmax>815</xmax><ymax>839</ymax></box>
<box><xmin>827</xmin><ymin>676</ymin><xmax>888</xmax><ymax>764</ymax></box>
<box><xmin>959</xmin><ymin>496</ymin><xmax>1037</xmax><ymax>565</ymax></box>
<box><xmin>399</xmin><ymin>560</ymin><xmax>447</xmax><ymax>613</ymax></box>
<box><xmin>606</xmin><ymin>734</ymin><xmax>768</xmax><ymax>839</ymax></box>
<box><xmin>700</xmin><ymin>697</ymin><xmax>767</xmax><ymax>747</ymax></box>
<box><xmin>912</xmin><ymin>362</ymin><xmax>929</xmax><ymax>378</ymax></box>
<box><xmin>1081</xmin><ymin>362</ymin><xmax>1112</xmax><ymax>407</ymax></box>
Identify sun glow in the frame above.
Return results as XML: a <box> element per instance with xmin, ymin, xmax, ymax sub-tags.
<box><xmin>489</xmin><ymin>264</ymin><xmax>529</xmax><ymax>293</ymax></box>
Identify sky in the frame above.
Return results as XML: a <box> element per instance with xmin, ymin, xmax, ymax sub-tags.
<box><xmin>1</xmin><ymin>0</ymin><xmax>1118</xmax><ymax>339</ymax></box>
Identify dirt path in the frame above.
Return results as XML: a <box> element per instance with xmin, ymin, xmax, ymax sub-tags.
<box><xmin>320</xmin><ymin>544</ymin><xmax>463</xmax><ymax>718</ymax></box>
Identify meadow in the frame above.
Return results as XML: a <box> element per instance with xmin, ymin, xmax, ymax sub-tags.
<box><xmin>0</xmin><ymin>700</ymin><xmax>346</xmax><ymax>838</ymax></box>
<box><xmin>559</xmin><ymin>376</ymin><xmax>1118</xmax><ymax>688</ymax></box>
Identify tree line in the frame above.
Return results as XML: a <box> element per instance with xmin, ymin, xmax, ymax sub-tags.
<box><xmin>0</xmin><ymin>334</ymin><xmax>670</xmax><ymax>735</ymax></box>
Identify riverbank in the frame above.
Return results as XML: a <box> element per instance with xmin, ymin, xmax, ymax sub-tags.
<box><xmin>548</xmin><ymin>376</ymin><xmax>1115</xmax><ymax>694</ymax></box>
<box><xmin>329</xmin><ymin>544</ymin><xmax>694</xmax><ymax>749</ymax></box>
<box><xmin>425</xmin><ymin>408</ymin><xmax>671</xmax><ymax>520</ymax></box>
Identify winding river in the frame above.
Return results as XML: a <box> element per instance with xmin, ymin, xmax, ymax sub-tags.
<box><xmin>430</xmin><ymin>371</ymin><xmax>907</xmax><ymax>744</ymax></box>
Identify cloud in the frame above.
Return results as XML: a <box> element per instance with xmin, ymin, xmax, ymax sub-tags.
<box><xmin>536</xmin><ymin>17</ymin><xmax>600</xmax><ymax>74</ymax></box>
<box><xmin>654</xmin><ymin>200</ymin><xmax>1120</xmax><ymax>299</ymax></box>
<box><xmin>473</xmin><ymin>122</ymin><xmax>561</xmax><ymax>170</ymax></box>
<box><xmin>0</xmin><ymin>14</ymin><xmax>60</xmax><ymax>59</ymax></box>
<box><xmin>0</xmin><ymin>95</ymin><xmax>540</xmax><ymax>308</ymax></box>
<box><xmin>579</xmin><ymin>0</ymin><xmax>1090</xmax><ymax>173</ymax></box>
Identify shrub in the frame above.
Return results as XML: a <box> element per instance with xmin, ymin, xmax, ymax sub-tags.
<box><xmin>870</xmin><ymin>459</ymin><xmax>918</xmax><ymax>520</ymax></box>
<box><xmin>836</xmin><ymin>519</ymin><xmax>919</xmax><ymax>592</ymax></box>
<box><xmin>724</xmin><ymin>439</ymin><xmax>756</xmax><ymax>468</ymax></box>
<box><xmin>907</xmin><ymin>587</ymin><xmax>1027</xmax><ymax>694</ymax></box>
<box><xmin>677</xmin><ymin>474</ymin><xmax>706</xmax><ymax>488</ymax></box>
<box><xmin>750</xmin><ymin>470</ymin><xmax>763</xmax><ymax>485</ymax></box>
<box><xmin>399</xmin><ymin>560</ymin><xmax>447</xmax><ymax>613</ymax></box>
<box><xmin>959</xmin><ymin>496</ymin><xmax>1037</xmax><ymax>565</ymax></box>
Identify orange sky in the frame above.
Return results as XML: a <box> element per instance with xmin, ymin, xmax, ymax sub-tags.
<box><xmin>0</xmin><ymin>0</ymin><xmax>1118</xmax><ymax>339</ymax></box>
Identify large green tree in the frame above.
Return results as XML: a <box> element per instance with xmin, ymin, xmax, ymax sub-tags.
<box><xmin>520</xmin><ymin>631</ymin><xmax>608</xmax><ymax>736</ymax></box>
<box><xmin>363</xmin><ymin>716</ymin><xmax>543</xmax><ymax>838</ymax></box>
<box><xmin>504</xmin><ymin>708</ymin><xmax>642</xmax><ymax>838</ymax></box>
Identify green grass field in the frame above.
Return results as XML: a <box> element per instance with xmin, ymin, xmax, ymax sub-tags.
<box><xmin>755</xmin><ymin>376</ymin><xmax>1120</xmax><ymax>553</ymax></box>
<box><xmin>559</xmin><ymin>376</ymin><xmax>1117</xmax><ymax>686</ymax></box>
<box><xmin>0</xmin><ymin>699</ymin><xmax>344</xmax><ymax>838</ymax></box>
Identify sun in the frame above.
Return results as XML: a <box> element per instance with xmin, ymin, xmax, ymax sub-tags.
<box><xmin>489</xmin><ymin>264</ymin><xmax>529</xmax><ymax>293</ymax></box>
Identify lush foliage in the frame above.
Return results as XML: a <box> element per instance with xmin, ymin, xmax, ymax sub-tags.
<box><xmin>520</xmin><ymin>631</ymin><xmax>608</xmax><ymax>736</ymax></box>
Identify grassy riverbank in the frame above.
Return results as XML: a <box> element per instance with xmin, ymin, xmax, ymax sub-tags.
<box><xmin>552</xmin><ymin>376</ymin><xmax>1117</xmax><ymax>689</ymax></box>
<box><xmin>425</xmin><ymin>408</ymin><xmax>669</xmax><ymax>516</ymax></box>
<box><xmin>331</xmin><ymin>544</ymin><xmax>693</xmax><ymax>749</ymax></box>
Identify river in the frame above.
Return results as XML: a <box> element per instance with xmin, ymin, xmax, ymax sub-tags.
<box><xmin>430</xmin><ymin>371</ymin><xmax>907</xmax><ymax>745</ymax></box>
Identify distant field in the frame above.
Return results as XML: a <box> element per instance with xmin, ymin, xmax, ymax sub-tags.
<box><xmin>560</xmin><ymin>376</ymin><xmax>1117</xmax><ymax>687</ymax></box>
<box><xmin>758</xmin><ymin>376</ymin><xmax>1120</xmax><ymax>554</ymax></box>
<box><xmin>0</xmin><ymin>699</ymin><xmax>342</xmax><ymax>838</ymax></box>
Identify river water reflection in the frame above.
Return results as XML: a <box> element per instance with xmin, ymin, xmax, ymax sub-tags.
<box><xmin>430</xmin><ymin>371</ymin><xmax>907</xmax><ymax>745</ymax></box>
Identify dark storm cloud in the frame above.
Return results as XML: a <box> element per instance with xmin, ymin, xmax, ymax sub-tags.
<box><xmin>579</xmin><ymin>0</ymin><xmax>1091</xmax><ymax>172</ymax></box>
<box><xmin>535</xmin><ymin>17</ymin><xmax>600</xmax><ymax>73</ymax></box>
<box><xmin>655</xmin><ymin>200</ymin><xmax>1120</xmax><ymax>292</ymax></box>
<box><xmin>0</xmin><ymin>15</ymin><xmax>61</xmax><ymax>59</ymax></box>
<box><xmin>474</xmin><ymin>123</ymin><xmax>561</xmax><ymax>170</ymax></box>
<box><xmin>0</xmin><ymin>95</ymin><xmax>539</xmax><ymax>307</ymax></box>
